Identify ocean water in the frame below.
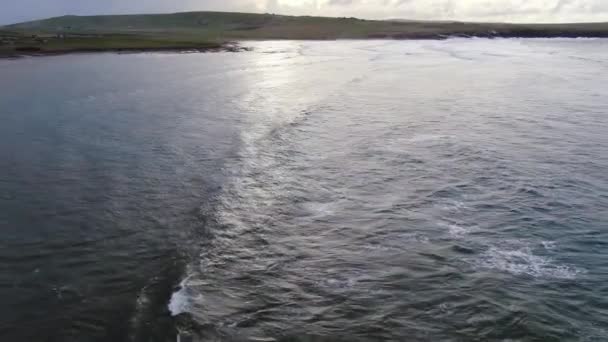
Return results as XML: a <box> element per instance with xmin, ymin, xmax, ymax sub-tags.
<box><xmin>1</xmin><ymin>39</ymin><xmax>607</xmax><ymax>342</ymax></box>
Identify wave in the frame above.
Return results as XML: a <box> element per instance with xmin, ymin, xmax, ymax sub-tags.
<box><xmin>472</xmin><ymin>242</ymin><xmax>584</xmax><ymax>280</ymax></box>
<box><xmin>168</xmin><ymin>276</ymin><xmax>193</xmax><ymax>317</ymax></box>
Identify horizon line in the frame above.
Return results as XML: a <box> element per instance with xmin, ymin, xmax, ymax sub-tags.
<box><xmin>3</xmin><ymin>9</ymin><xmax>608</xmax><ymax>27</ymax></box>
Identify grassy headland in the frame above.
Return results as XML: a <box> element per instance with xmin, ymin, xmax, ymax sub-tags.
<box><xmin>2</xmin><ymin>11</ymin><xmax>608</xmax><ymax>57</ymax></box>
<box><xmin>0</xmin><ymin>29</ymin><xmax>230</xmax><ymax>58</ymax></box>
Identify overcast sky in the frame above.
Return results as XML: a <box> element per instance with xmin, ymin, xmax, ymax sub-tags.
<box><xmin>2</xmin><ymin>0</ymin><xmax>608</xmax><ymax>25</ymax></box>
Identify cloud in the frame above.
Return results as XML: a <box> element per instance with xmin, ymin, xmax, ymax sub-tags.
<box><xmin>266</xmin><ymin>0</ymin><xmax>281</xmax><ymax>12</ymax></box>
<box><xmin>553</xmin><ymin>0</ymin><xmax>572</xmax><ymax>12</ymax></box>
<box><xmin>316</xmin><ymin>0</ymin><xmax>608</xmax><ymax>22</ymax></box>
<box><xmin>328</xmin><ymin>0</ymin><xmax>361</xmax><ymax>6</ymax></box>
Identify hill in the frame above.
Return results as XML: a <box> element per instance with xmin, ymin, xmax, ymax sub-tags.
<box><xmin>2</xmin><ymin>11</ymin><xmax>608</xmax><ymax>57</ymax></box>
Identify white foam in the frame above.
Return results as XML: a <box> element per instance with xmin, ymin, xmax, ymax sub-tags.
<box><xmin>475</xmin><ymin>245</ymin><xmax>583</xmax><ymax>280</ymax></box>
<box><xmin>397</xmin><ymin>232</ymin><xmax>430</xmax><ymax>244</ymax></box>
<box><xmin>363</xmin><ymin>233</ymin><xmax>430</xmax><ymax>254</ymax></box>
<box><xmin>303</xmin><ymin>201</ymin><xmax>338</xmax><ymax>218</ymax></box>
<box><xmin>541</xmin><ymin>240</ymin><xmax>557</xmax><ymax>250</ymax></box>
<box><xmin>440</xmin><ymin>200</ymin><xmax>468</xmax><ymax>212</ymax></box>
<box><xmin>444</xmin><ymin>223</ymin><xmax>474</xmax><ymax>238</ymax></box>
<box><xmin>168</xmin><ymin>288</ymin><xmax>189</xmax><ymax>316</ymax></box>
<box><xmin>322</xmin><ymin>277</ymin><xmax>356</xmax><ymax>289</ymax></box>
<box><xmin>168</xmin><ymin>278</ymin><xmax>191</xmax><ymax>316</ymax></box>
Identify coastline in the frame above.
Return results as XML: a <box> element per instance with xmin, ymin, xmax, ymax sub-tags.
<box><xmin>2</xmin><ymin>11</ymin><xmax>608</xmax><ymax>59</ymax></box>
<box><xmin>0</xmin><ymin>42</ymin><xmax>249</xmax><ymax>59</ymax></box>
<box><xmin>1</xmin><ymin>34</ymin><xmax>605</xmax><ymax>60</ymax></box>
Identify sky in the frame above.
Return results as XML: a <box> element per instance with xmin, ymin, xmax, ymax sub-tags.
<box><xmin>2</xmin><ymin>0</ymin><xmax>608</xmax><ymax>25</ymax></box>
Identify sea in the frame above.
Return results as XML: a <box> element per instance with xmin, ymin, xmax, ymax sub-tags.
<box><xmin>1</xmin><ymin>38</ymin><xmax>607</xmax><ymax>341</ymax></box>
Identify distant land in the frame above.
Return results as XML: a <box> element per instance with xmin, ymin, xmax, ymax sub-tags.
<box><xmin>2</xmin><ymin>11</ymin><xmax>608</xmax><ymax>57</ymax></box>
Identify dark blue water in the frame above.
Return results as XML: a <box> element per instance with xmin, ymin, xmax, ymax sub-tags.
<box><xmin>1</xmin><ymin>39</ymin><xmax>608</xmax><ymax>342</ymax></box>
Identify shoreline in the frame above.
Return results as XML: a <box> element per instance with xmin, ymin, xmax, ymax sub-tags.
<box><xmin>0</xmin><ymin>42</ymin><xmax>250</xmax><ymax>59</ymax></box>
<box><xmin>1</xmin><ymin>35</ymin><xmax>605</xmax><ymax>59</ymax></box>
<box><xmin>2</xmin><ymin>11</ymin><xmax>608</xmax><ymax>59</ymax></box>
<box><xmin>3</xmin><ymin>11</ymin><xmax>608</xmax><ymax>59</ymax></box>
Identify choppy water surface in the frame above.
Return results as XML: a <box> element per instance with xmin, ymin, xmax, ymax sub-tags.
<box><xmin>1</xmin><ymin>39</ymin><xmax>607</xmax><ymax>341</ymax></box>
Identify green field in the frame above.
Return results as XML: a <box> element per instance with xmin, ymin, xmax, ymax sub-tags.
<box><xmin>0</xmin><ymin>28</ymin><xmax>226</xmax><ymax>57</ymax></box>
<box><xmin>2</xmin><ymin>11</ymin><xmax>608</xmax><ymax>57</ymax></box>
